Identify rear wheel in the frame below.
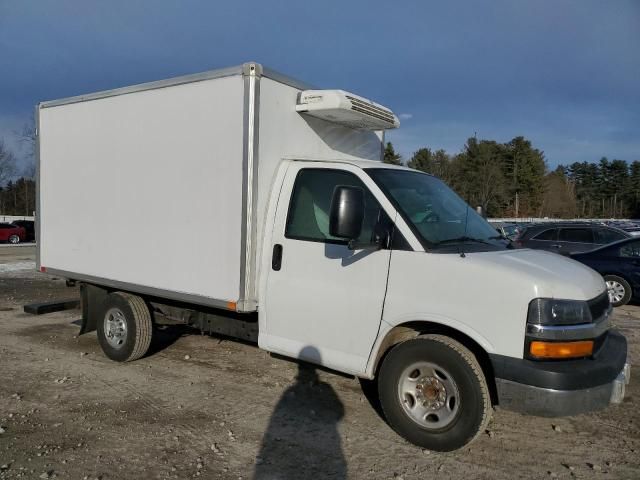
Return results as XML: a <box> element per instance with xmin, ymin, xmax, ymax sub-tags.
<box><xmin>97</xmin><ymin>292</ymin><xmax>153</xmax><ymax>362</ymax></box>
<box><xmin>378</xmin><ymin>334</ymin><xmax>491</xmax><ymax>451</ymax></box>
<box><xmin>8</xmin><ymin>234</ymin><xmax>20</xmax><ymax>244</ymax></box>
<box><xmin>605</xmin><ymin>275</ymin><xmax>632</xmax><ymax>307</ymax></box>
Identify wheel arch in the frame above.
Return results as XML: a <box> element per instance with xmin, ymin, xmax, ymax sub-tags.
<box><xmin>602</xmin><ymin>271</ymin><xmax>632</xmax><ymax>284</ymax></box>
<box><xmin>368</xmin><ymin>320</ymin><xmax>499</xmax><ymax>405</ymax></box>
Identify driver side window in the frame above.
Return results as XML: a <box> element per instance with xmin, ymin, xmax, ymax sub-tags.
<box><xmin>285</xmin><ymin>168</ymin><xmax>387</xmax><ymax>245</ymax></box>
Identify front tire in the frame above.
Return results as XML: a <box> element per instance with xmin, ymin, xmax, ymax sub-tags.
<box><xmin>97</xmin><ymin>292</ymin><xmax>153</xmax><ymax>362</ymax></box>
<box><xmin>605</xmin><ymin>275</ymin><xmax>632</xmax><ymax>307</ymax></box>
<box><xmin>378</xmin><ymin>334</ymin><xmax>491</xmax><ymax>451</ymax></box>
<box><xmin>8</xmin><ymin>234</ymin><xmax>20</xmax><ymax>244</ymax></box>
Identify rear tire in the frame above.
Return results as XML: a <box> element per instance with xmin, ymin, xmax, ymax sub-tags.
<box><xmin>378</xmin><ymin>334</ymin><xmax>491</xmax><ymax>451</ymax></box>
<box><xmin>97</xmin><ymin>292</ymin><xmax>153</xmax><ymax>362</ymax></box>
<box><xmin>605</xmin><ymin>275</ymin><xmax>632</xmax><ymax>307</ymax></box>
<box><xmin>8</xmin><ymin>234</ymin><xmax>20</xmax><ymax>244</ymax></box>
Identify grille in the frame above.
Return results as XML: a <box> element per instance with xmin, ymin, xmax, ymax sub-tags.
<box><xmin>345</xmin><ymin>95</ymin><xmax>396</xmax><ymax>124</ymax></box>
<box><xmin>588</xmin><ymin>291</ymin><xmax>610</xmax><ymax>321</ymax></box>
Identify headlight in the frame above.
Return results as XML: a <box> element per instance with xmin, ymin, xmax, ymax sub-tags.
<box><xmin>527</xmin><ymin>298</ymin><xmax>592</xmax><ymax>326</ymax></box>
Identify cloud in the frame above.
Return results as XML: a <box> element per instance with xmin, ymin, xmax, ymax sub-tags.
<box><xmin>398</xmin><ymin>113</ymin><xmax>413</xmax><ymax>120</ymax></box>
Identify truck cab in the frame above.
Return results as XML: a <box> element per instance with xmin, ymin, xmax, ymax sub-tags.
<box><xmin>258</xmin><ymin>157</ymin><xmax>629</xmax><ymax>451</ymax></box>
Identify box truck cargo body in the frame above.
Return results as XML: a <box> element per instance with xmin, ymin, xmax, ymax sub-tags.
<box><xmin>37</xmin><ymin>63</ymin><xmax>629</xmax><ymax>451</ymax></box>
<box><xmin>38</xmin><ymin>64</ymin><xmax>384</xmax><ymax>311</ymax></box>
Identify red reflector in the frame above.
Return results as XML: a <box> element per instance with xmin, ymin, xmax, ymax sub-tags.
<box><xmin>39</xmin><ymin>266</ymin><xmax>47</xmax><ymax>272</ymax></box>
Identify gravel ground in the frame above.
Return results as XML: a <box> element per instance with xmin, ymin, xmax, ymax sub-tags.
<box><xmin>0</xmin><ymin>246</ymin><xmax>638</xmax><ymax>479</ymax></box>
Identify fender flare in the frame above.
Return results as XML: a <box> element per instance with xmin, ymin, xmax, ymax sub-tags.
<box><xmin>365</xmin><ymin>315</ymin><xmax>495</xmax><ymax>380</ymax></box>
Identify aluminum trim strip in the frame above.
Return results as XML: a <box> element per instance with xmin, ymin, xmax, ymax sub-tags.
<box><xmin>42</xmin><ymin>268</ymin><xmax>236</xmax><ymax>311</ymax></box>
<box><xmin>39</xmin><ymin>65</ymin><xmax>244</xmax><ymax>108</ymax></box>
<box><xmin>261</xmin><ymin>67</ymin><xmax>316</xmax><ymax>91</ymax></box>
<box><xmin>237</xmin><ymin>62</ymin><xmax>263</xmax><ymax>313</ymax></box>
<box><xmin>238</xmin><ymin>72</ymin><xmax>251</xmax><ymax>311</ymax></box>
<box><xmin>246</xmin><ymin>66</ymin><xmax>261</xmax><ymax>310</ymax></box>
<box><xmin>35</xmin><ymin>105</ymin><xmax>41</xmax><ymax>269</ymax></box>
<box><xmin>39</xmin><ymin>64</ymin><xmax>314</xmax><ymax>109</ymax></box>
<box><xmin>238</xmin><ymin>63</ymin><xmax>260</xmax><ymax>312</ymax></box>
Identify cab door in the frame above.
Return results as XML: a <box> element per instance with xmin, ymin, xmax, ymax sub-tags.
<box><xmin>261</xmin><ymin>163</ymin><xmax>395</xmax><ymax>375</ymax></box>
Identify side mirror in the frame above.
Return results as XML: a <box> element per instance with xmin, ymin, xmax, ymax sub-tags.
<box><xmin>329</xmin><ymin>186</ymin><xmax>364</xmax><ymax>240</ymax></box>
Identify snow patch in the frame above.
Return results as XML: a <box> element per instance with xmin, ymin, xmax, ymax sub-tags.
<box><xmin>0</xmin><ymin>261</ymin><xmax>36</xmax><ymax>273</ymax></box>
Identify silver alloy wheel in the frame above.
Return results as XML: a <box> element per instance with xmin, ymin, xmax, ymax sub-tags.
<box><xmin>606</xmin><ymin>280</ymin><xmax>626</xmax><ymax>304</ymax></box>
<box><xmin>104</xmin><ymin>307</ymin><xmax>128</xmax><ymax>349</ymax></box>
<box><xmin>397</xmin><ymin>361</ymin><xmax>460</xmax><ymax>430</ymax></box>
<box><xmin>8</xmin><ymin>234</ymin><xmax>19</xmax><ymax>244</ymax></box>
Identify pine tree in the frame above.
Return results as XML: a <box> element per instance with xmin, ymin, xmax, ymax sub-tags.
<box><xmin>383</xmin><ymin>142</ymin><xmax>402</xmax><ymax>165</ymax></box>
<box><xmin>407</xmin><ymin>148</ymin><xmax>433</xmax><ymax>172</ymax></box>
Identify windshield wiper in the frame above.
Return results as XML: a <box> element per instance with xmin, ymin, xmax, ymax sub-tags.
<box><xmin>435</xmin><ymin>236</ymin><xmax>493</xmax><ymax>246</ymax></box>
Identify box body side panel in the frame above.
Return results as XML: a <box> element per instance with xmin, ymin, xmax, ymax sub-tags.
<box><xmin>39</xmin><ymin>76</ymin><xmax>245</xmax><ymax>302</ymax></box>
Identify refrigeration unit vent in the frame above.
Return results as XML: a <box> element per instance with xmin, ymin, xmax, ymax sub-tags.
<box><xmin>296</xmin><ymin>89</ymin><xmax>400</xmax><ymax>130</ymax></box>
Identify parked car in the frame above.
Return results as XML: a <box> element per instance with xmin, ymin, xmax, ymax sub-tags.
<box><xmin>571</xmin><ymin>237</ymin><xmax>640</xmax><ymax>306</ymax></box>
<box><xmin>11</xmin><ymin>220</ymin><xmax>35</xmax><ymax>242</ymax></box>
<box><xmin>616</xmin><ymin>223</ymin><xmax>640</xmax><ymax>237</ymax></box>
<box><xmin>0</xmin><ymin>223</ymin><xmax>26</xmax><ymax>244</ymax></box>
<box><xmin>514</xmin><ymin>222</ymin><xmax>631</xmax><ymax>254</ymax></box>
<box><xmin>490</xmin><ymin>221</ymin><xmax>521</xmax><ymax>240</ymax></box>
<box><xmin>602</xmin><ymin>221</ymin><xmax>640</xmax><ymax>237</ymax></box>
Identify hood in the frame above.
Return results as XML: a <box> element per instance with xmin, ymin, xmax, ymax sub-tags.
<box><xmin>382</xmin><ymin>248</ymin><xmax>607</xmax><ymax>358</ymax></box>
<box><xmin>468</xmin><ymin>248</ymin><xmax>605</xmax><ymax>300</ymax></box>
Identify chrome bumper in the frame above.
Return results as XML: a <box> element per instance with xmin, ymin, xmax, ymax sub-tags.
<box><xmin>496</xmin><ymin>362</ymin><xmax>630</xmax><ymax>417</ymax></box>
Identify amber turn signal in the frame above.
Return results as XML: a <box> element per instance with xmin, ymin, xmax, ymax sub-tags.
<box><xmin>529</xmin><ymin>340</ymin><xmax>594</xmax><ymax>359</ymax></box>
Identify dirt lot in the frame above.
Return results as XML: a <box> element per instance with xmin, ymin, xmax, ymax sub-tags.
<box><xmin>0</xmin><ymin>245</ymin><xmax>639</xmax><ymax>479</ymax></box>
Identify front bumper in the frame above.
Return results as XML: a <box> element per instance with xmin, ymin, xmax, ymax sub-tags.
<box><xmin>490</xmin><ymin>330</ymin><xmax>630</xmax><ymax>417</ymax></box>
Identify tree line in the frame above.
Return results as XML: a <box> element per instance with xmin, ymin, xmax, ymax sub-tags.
<box><xmin>0</xmin><ymin>139</ymin><xmax>36</xmax><ymax>216</ymax></box>
<box><xmin>0</xmin><ymin>178</ymin><xmax>36</xmax><ymax>216</ymax></box>
<box><xmin>1</xmin><ymin>128</ymin><xmax>637</xmax><ymax>219</ymax></box>
<box><xmin>384</xmin><ymin>138</ymin><xmax>640</xmax><ymax>219</ymax></box>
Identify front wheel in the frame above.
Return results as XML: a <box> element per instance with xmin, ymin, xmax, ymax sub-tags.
<box><xmin>605</xmin><ymin>275</ymin><xmax>632</xmax><ymax>307</ymax></box>
<box><xmin>378</xmin><ymin>334</ymin><xmax>491</xmax><ymax>451</ymax></box>
<box><xmin>8</xmin><ymin>234</ymin><xmax>20</xmax><ymax>244</ymax></box>
<box><xmin>97</xmin><ymin>292</ymin><xmax>153</xmax><ymax>362</ymax></box>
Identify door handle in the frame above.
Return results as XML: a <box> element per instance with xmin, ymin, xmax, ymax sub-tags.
<box><xmin>550</xmin><ymin>244</ymin><xmax>562</xmax><ymax>248</ymax></box>
<box><xmin>272</xmin><ymin>244</ymin><xmax>283</xmax><ymax>271</ymax></box>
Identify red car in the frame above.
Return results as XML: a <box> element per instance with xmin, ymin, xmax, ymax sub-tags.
<box><xmin>0</xmin><ymin>223</ymin><xmax>26</xmax><ymax>244</ymax></box>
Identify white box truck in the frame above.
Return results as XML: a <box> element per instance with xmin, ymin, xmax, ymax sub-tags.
<box><xmin>37</xmin><ymin>62</ymin><xmax>630</xmax><ymax>451</ymax></box>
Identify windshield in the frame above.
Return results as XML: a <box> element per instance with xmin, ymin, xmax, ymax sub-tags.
<box><xmin>367</xmin><ymin>169</ymin><xmax>501</xmax><ymax>250</ymax></box>
<box><xmin>504</xmin><ymin>225</ymin><xmax>518</xmax><ymax>236</ymax></box>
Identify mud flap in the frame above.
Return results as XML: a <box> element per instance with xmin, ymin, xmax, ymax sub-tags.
<box><xmin>79</xmin><ymin>283</ymin><xmax>108</xmax><ymax>335</ymax></box>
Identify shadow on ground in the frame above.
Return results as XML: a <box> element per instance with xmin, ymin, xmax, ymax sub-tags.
<box><xmin>253</xmin><ymin>346</ymin><xmax>347</xmax><ymax>479</ymax></box>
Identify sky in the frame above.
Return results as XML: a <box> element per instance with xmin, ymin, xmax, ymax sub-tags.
<box><xmin>1</xmin><ymin>0</ymin><xmax>638</xmax><ymax>172</ymax></box>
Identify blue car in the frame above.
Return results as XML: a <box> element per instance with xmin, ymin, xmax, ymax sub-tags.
<box><xmin>571</xmin><ymin>237</ymin><xmax>640</xmax><ymax>307</ymax></box>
